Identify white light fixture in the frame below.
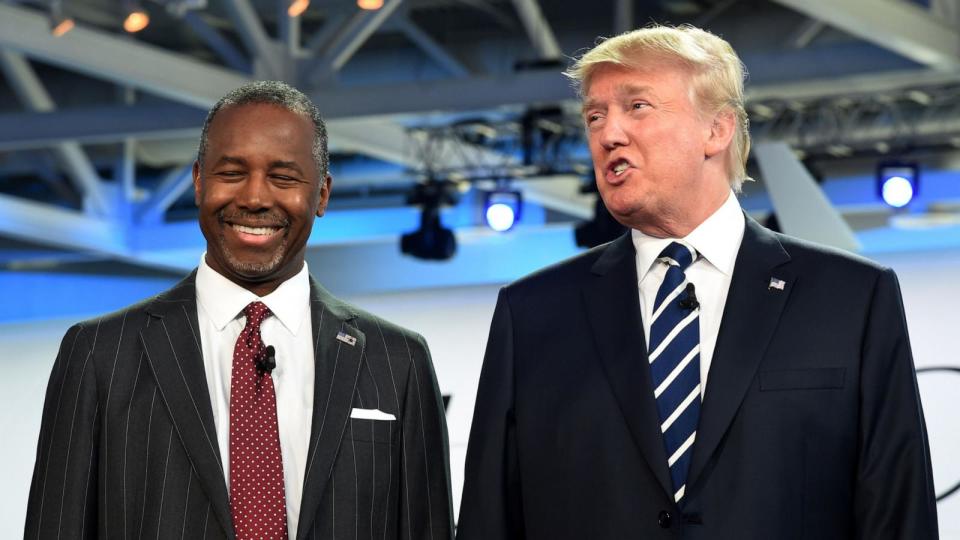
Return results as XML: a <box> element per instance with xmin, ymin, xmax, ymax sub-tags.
<box><xmin>49</xmin><ymin>0</ymin><xmax>74</xmax><ymax>37</ymax></box>
<box><xmin>123</xmin><ymin>0</ymin><xmax>150</xmax><ymax>33</ymax></box>
<box><xmin>288</xmin><ymin>0</ymin><xmax>309</xmax><ymax>17</ymax></box>
<box><xmin>357</xmin><ymin>0</ymin><xmax>383</xmax><ymax>10</ymax></box>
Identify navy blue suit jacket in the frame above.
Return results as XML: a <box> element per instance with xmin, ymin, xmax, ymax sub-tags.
<box><xmin>457</xmin><ymin>216</ymin><xmax>938</xmax><ymax>539</ymax></box>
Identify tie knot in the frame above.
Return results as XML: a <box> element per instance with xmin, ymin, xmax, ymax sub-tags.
<box><xmin>243</xmin><ymin>301</ymin><xmax>272</xmax><ymax>328</ymax></box>
<box><xmin>658</xmin><ymin>241</ymin><xmax>696</xmax><ymax>271</ymax></box>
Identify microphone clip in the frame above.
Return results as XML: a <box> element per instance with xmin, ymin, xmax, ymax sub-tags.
<box><xmin>256</xmin><ymin>345</ymin><xmax>277</xmax><ymax>374</ymax></box>
<box><xmin>679</xmin><ymin>283</ymin><xmax>700</xmax><ymax>311</ymax></box>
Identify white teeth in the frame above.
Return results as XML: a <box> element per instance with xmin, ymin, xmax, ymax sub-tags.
<box><xmin>232</xmin><ymin>224</ymin><xmax>278</xmax><ymax>236</ymax></box>
<box><xmin>613</xmin><ymin>161</ymin><xmax>629</xmax><ymax>175</ymax></box>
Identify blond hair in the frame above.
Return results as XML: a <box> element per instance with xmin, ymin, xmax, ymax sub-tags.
<box><xmin>565</xmin><ymin>24</ymin><xmax>751</xmax><ymax>190</ymax></box>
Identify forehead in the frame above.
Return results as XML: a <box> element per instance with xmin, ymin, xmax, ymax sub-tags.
<box><xmin>583</xmin><ymin>59</ymin><xmax>694</xmax><ymax>102</ymax></box>
<box><xmin>206</xmin><ymin>103</ymin><xmax>314</xmax><ymax>153</ymax></box>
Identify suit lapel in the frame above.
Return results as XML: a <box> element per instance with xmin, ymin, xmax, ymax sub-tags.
<box><xmin>139</xmin><ymin>273</ymin><xmax>235</xmax><ymax>540</ymax></box>
<box><xmin>583</xmin><ymin>233</ymin><xmax>674</xmax><ymax>499</ymax></box>
<box><xmin>686</xmin><ymin>216</ymin><xmax>794</xmax><ymax>490</ymax></box>
<box><xmin>296</xmin><ymin>280</ymin><xmax>366</xmax><ymax>540</ymax></box>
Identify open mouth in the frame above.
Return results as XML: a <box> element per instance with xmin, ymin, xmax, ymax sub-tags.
<box><xmin>229</xmin><ymin>223</ymin><xmax>282</xmax><ymax>236</ymax></box>
<box><xmin>609</xmin><ymin>159</ymin><xmax>631</xmax><ymax>177</ymax></box>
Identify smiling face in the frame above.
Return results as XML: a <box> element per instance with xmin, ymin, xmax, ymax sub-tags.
<box><xmin>583</xmin><ymin>59</ymin><xmax>732</xmax><ymax>238</ymax></box>
<box><xmin>193</xmin><ymin>102</ymin><xmax>331</xmax><ymax>296</ymax></box>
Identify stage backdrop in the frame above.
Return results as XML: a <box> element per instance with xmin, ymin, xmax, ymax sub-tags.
<box><xmin>2</xmin><ymin>247</ymin><xmax>958</xmax><ymax>538</ymax></box>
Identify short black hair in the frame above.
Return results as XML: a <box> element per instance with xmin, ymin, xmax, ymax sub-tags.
<box><xmin>197</xmin><ymin>80</ymin><xmax>329</xmax><ymax>177</ymax></box>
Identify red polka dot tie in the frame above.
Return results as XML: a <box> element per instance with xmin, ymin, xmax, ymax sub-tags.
<box><xmin>229</xmin><ymin>302</ymin><xmax>288</xmax><ymax>540</ymax></box>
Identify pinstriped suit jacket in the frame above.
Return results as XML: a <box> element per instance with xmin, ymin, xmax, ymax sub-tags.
<box><xmin>25</xmin><ymin>272</ymin><xmax>454</xmax><ymax>540</ymax></box>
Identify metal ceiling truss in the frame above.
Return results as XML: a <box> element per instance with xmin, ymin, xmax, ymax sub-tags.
<box><xmin>3</xmin><ymin>0</ymin><xmax>960</xmax><ymax>269</ymax></box>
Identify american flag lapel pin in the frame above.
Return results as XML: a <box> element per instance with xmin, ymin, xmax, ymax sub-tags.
<box><xmin>336</xmin><ymin>331</ymin><xmax>358</xmax><ymax>346</ymax></box>
<box><xmin>768</xmin><ymin>277</ymin><xmax>786</xmax><ymax>291</ymax></box>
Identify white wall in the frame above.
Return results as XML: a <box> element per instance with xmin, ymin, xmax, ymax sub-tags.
<box><xmin>3</xmin><ymin>249</ymin><xmax>959</xmax><ymax>538</ymax></box>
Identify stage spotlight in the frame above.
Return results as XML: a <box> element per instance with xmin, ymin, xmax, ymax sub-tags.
<box><xmin>400</xmin><ymin>180</ymin><xmax>459</xmax><ymax>260</ymax></box>
<box><xmin>49</xmin><ymin>0</ymin><xmax>74</xmax><ymax>37</ymax></box>
<box><xmin>123</xmin><ymin>1</ymin><xmax>150</xmax><ymax>33</ymax></box>
<box><xmin>484</xmin><ymin>189</ymin><xmax>522</xmax><ymax>232</ymax></box>
<box><xmin>357</xmin><ymin>0</ymin><xmax>383</xmax><ymax>10</ymax></box>
<box><xmin>877</xmin><ymin>162</ymin><xmax>918</xmax><ymax>208</ymax></box>
<box><xmin>401</xmin><ymin>208</ymin><xmax>456</xmax><ymax>260</ymax></box>
<box><xmin>288</xmin><ymin>0</ymin><xmax>309</xmax><ymax>17</ymax></box>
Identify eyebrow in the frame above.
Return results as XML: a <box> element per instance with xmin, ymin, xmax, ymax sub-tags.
<box><xmin>582</xmin><ymin>83</ymin><xmax>656</xmax><ymax>113</ymax></box>
<box><xmin>268</xmin><ymin>160</ymin><xmax>305</xmax><ymax>175</ymax></box>
<box><xmin>213</xmin><ymin>156</ymin><xmax>247</xmax><ymax>168</ymax></box>
<box><xmin>211</xmin><ymin>156</ymin><xmax>304</xmax><ymax>175</ymax></box>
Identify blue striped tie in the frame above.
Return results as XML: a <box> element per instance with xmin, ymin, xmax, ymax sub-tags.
<box><xmin>648</xmin><ymin>241</ymin><xmax>701</xmax><ymax>503</ymax></box>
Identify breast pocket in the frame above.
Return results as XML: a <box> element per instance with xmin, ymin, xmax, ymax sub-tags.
<box><xmin>346</xmin><ymin>414</ymin><xmax>398</xmax><ymax>445</ymax></box>
<box><xmin>759</xmin><ymin>367</ymin><xmax>846</xmax><ymax>391</ymax></box>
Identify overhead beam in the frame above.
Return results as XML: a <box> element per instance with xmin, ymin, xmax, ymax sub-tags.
<box><xmin>221</xmin><ymin>0</ymin><xmax>283</xmax><ymax>78</ymax></box>
<box><xmin>392</xmin><ymin>16</ymin><xmax>469</xmax><ymax>77</ymax></box>
<box><xmin>451</xmin><ymin>0</ymin><xmax>517</xmax><ymax>30</ymax></box>
<box><xmin>613</xmin><ymin>0</ymin><xmax>634</xmax><ymax>35</ymax></box>
<box><xmin>746</xmin><ymin>68</ymin><xmax>960</xmax><ymax>102</ymax></box>
<box><xmin>772</xmin><ymin>0</ymin><xmax>960</xmax><ymax>70</ymax></box>
<box><xmin>311</xmin><ymin>69</ymin><xmax>574</xmax><ymax>117</ymax></box>
<box><xmin>183</xmin><ymin>11</ymin><xmax>252</xmax><ymax>72</ymax></box>
<box><xmin>305</xmin><ymin>11</ymin><xmax>350</xmax><ymax>55</ymax></box>
<box><xmin>0</xmin><ymin>3</ymin><xmax>252</xmax><ymax>108</ymax></box>
<box><xmin>0</xmin><ymin>50</ymin><xmax>111</xmax><ymax>217</ymax></box>
<box><xmin>7</xmin><ymin>66</ymin><xmax>960</xmax><ymax>155</ymax></box>
<box><xmin>0</xmin><ymin>104</ymin><xmax>206</xmax><ymax>152</ymax></box>
<box><xmin>0</xmin><ymin>193</ymin><xmax>127</xmax><ymax>256</ymax></box>
<box><xmin>510</xmin><ymin>0</ymin><xmax>562</xmax><ymax>59</ymax></box>
<box><xmin>137</xmin><ymin>165</ymin><xmax>195</xmax><ymax>224</ymax></box>
<box><xmin>753</xmin><ymin>142</ymin><xmax>861</xmax><ymax>252</ymax></box>
<box><xmin>314</xmin><ymin>0</ymin><xmax>404</xmax><ymax>77</ymax></box>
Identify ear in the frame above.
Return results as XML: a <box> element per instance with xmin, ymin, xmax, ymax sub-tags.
<box><xmin>704</xmin><ymin>109</ymin><xmax>736</xmax><ymax>159</ymax></box>
<box><xmin>192</xmin><ymin>160</ymin><xmax>202</xmax><ymax>206</ymax></box>
<box><xmin>316</xmin><ymin>173</ymin><xmax>333</xmax><ymax>217</ymax></box>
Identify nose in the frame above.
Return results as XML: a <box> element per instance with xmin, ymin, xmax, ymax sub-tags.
<box><xmin>598</xmin><ymin>113</ymin><xmax>629</xmax><ymax>150</ymax></box>
<box><xmin>235</xmin><ymin>172</ymin><xmax>272</xmax><ymax>210</ymax></box>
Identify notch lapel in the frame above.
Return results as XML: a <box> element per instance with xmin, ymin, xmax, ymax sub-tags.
<box><xmin>583</xmin><ymin>234</ymin><xmax>674</xmax><ymax>499</ymax></box>
<box><xmin>139</xmin><ymin>273</ymin><xmax>235</xmax><ymax>540</ymax></box>
<box><xmin>296</xmin><ymin>280</ymin><xmax>366</xmax><ymax>540</ymax></box>
<box><xmin>686</xmin><ymin>216</ymin><xmax>794</xmax><ymax>491</ymax></box>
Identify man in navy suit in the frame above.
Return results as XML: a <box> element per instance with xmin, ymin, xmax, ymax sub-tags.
<box><xmin>457</xmin><ymin>25</ymin><xmax>938</xmax><ymax>539</ymax></box>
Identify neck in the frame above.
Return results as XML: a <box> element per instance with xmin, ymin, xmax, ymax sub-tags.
<box><xmin>637</xmin><ymin>182</ymin><xmax>730</xmax><ymax>239</ymax></box>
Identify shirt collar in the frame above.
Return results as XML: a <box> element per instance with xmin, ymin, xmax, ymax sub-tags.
<box><xmin>632</xmin><ymin>190</ymin><xmax>745</xmax><ymax>281</ymax></box>
<box><xmin>196</xmin><ymin>254</ymin><xmax>312</xmax><ymax>335</ymax></box>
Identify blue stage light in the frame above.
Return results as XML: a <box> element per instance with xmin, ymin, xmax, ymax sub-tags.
<box><xmin>877</xmin><ymin>163</ymin><xmax>919</xmax><ymax>208</ymax></box>
<box><xmin>484</xmin><ymin>190</ymin><xmax>522</xmax><ymax>232</ymax></box>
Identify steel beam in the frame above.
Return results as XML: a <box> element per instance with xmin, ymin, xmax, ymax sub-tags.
<box><xmin>746</xmin><ymin>68</ymin><xmax>960</xmax><ymax>102</ymax></box>
<box><xmin>773</xmin><ymin>0</ymin><xmax>960</xmax><ymax>70</ymax></box>
<box><xmin>137</xmin><ymin>165</ymin><xmax>195</xmax><ymax>224</ymax></box>
<box><xmin>221</xmin><ymin>0</ymin><xmax>283</xmax><ymax>78</ymax></box>
<box><xmin>510</xmin><ymin>0</ymin><xmax>561</xmax><ymax>59</ymax></box>
<box><xmin>0</xmin><ymin>104</ymin><xmax>206</xmax><ymax>152</ymax></box>
<box><xmin>613</xmin><ymin>0</ymin><xmax>634</xmax><ymax>35</ymax></box>
<box><xmin>305</xmin><ymin>11</ymin><xmax>350</xmax><ymax>55</ymax></box>
<box><xmin>0</xmin><ymin>49</ymin><xmax>111</xmax><ymax>217</ymax></box>
<box><xmin>753</xmin><ymin>142</ymin><xmax>861</xmax><ymax>252</ymax></box>
<box><xmin>310</xmin><ymin>69</ymin><xmax>573</xmax><ymax>117</ymax></box>
<box><xmin>392</xmin><ymin>16</ymin><xmax>469</xmax><ymax>77</ymax></box>
<box><xmin>183</xmin><ymin>11</ymin><xmax>252</xmax><ymax>72</ymax></box>
<box><xmin>314</xmin><ymin>0</ymin><xmax>404</xmax><ymax>76</ymax></box>
<box><xmin>0</xmin><ymin>193</ymin><xmax>127</xmax><ymax>255</ymax></box>
<box><xmin>0</xmin><ymin>4</ymin><xmax>252</xmax><ymax>108</ymax></box>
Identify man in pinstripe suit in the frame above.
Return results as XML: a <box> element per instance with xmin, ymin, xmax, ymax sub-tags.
<box><xmin>25</xmin><ymin>81</ymin><xmax>454</xmax><ymax>540</ymax></box>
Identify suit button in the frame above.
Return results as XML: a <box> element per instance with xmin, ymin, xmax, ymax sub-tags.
<box><xmin>658</xmin><ymin>510</ymin><xmax>672</xmax><ymax>528</ymax></box>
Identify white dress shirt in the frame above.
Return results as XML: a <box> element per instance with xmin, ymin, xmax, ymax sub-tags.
<box><xmin>632</xmin><ymin>190</ymin><xmax>745</xmax><ymax>393</ymax></box>
<box><xmin>196</xmin><ymin>256</ymin><xmax>315</xmax><ymax>538</ymax></box>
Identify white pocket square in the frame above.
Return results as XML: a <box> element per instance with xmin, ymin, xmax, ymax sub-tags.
<box><xmin>350</xmin><ymin>408</ymin><xmax>396</xmax><ymax>421</ymax></box>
